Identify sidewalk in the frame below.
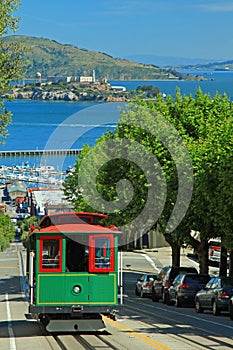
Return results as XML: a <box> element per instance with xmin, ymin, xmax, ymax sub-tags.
<box><xmin>130</xmin><ymin>246</ymin><xmax>219</xmax><ymax>276</ymax></box>
<box><xmin>130</xmin><ymin>246</ymin><xmax>199</xmax><ymax>271</ymax></box>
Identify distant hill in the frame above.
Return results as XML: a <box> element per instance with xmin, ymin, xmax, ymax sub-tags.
<box><xmin>177</xmin><ymin>60</ymin><xmax>233</xmax><ymax>71</ymax></box>
<box><xmin>2</xmin><ymin>35</ymin><xmax>186</xmax><ymax>80</ymax></box>
<box><xmin>125</xmin><ymin>54</ymin><xmax>217</xmax><ymax>67</ymax></box>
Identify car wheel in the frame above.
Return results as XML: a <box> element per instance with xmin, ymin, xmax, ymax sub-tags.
<box><xmin>135</xmin><ymin>286</ymin><xmax>140</xmax><ymax>296</ymax></box>
<box><xmin>212</xmin><ymin>300</ymin><xmax>220</xmax><ymax>316</ymax></box>
<box><xmin>152</xmin><ymin>292</ymin><xmax>159</xmax><ymax>302</ymax></box>
<box><xmin>229</xmin><ymin>303</ymin><xmax>233</xmax><ymax>320</ymax></box>
<box><xmin>162</xmin><ymin>291</ymin><xmax>168</xmax><ymax>304</ymax></box>
<box><xmin>175</xmin><ymin>296</ymin><xmax>181</xmax><ymax>308</ymax></box>
<box><xmin>195</xmin><ymin>299</ymin><xmax>203</xmax><ymax>313</ymax></box>
<box><xmin>140</xmin><ymin>288</ymin><xmax>145</xmax><ymax>298</ymax></box>
<box><xmin>166</xmin><ymin>293</ymin><xmax>173</xmax><ymax>305</ymax></box>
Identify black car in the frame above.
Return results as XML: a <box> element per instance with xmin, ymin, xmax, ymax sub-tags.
<box><xmin>152</xmin><ymin>265</ymin><xmax>198</xmax><ymax>304</ymax></box>
<box><xmin>229</xmin><ymin>295</ymin><xmax>233</xmax><ymax>320</ymax></box>
<box><xmin>168</xmin><ymin>273</ymin><xmax>210</xmax><ymax>307</ymax></box>
<box><xmin>195</xmin><ymin>276</ymin><xmax>233</xmax><ymax>315</ymax></box>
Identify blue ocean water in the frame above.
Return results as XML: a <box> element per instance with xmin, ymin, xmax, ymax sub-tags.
<box><xmin>111</xmin><ymin>70</ymin><xmax>233</xmax><ymax>100</ymax></box>
<box><xmin>1</xmin><ymin>100</ymin><xmax>123</xmax><ymax>170</ymax></box>
<box><xmin>1</xmin><ymin>71</ymin><xmax>233</xmax><ymax>171</ymax></box>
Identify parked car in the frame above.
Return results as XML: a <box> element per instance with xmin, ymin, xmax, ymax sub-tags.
<box><xmin>135</xmin><ymin>273</ymin><xmax>157</xmax><ymax>298</ymax></box>
<box><xmin>152</xmin><ymin>265</ymin><xmax>198</xmax><ymax>304</ymax></box>
<box><xmin>208</xmin><ymin>239</ymin><xmax>221</xmax><ymax>264</ymax></box>
<box><xmin>168</xmin><ymin>273</ymin><xmax>210</xmax><ymax>307</ymax></box>
<box><xmin>229</xmin><ymin>295</ymin><xmax>233</xmax><ymax>320</ymax></box>
<box><xmin>195</xmin><ymin>276</ymin><xmax>233</xmax><ymax>315</ymax></box>
<box><xmin>208</xmin><ymin>238</ymin><xmax>229</xmax><ymax>266</ymax></box>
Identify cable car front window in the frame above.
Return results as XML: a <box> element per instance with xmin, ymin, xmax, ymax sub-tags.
<box><xmin>89</xmin><ymin>234</ymin><xmax>114</xmax><ymax>272</ymax></box>
<box><xmin>95</xmin><ymin>238</ymin><xmax>111</xmax><ymax>269</ymax></box>
<box><xmin>41</xmin><ymin>238</ymin><xmax>61</xmax><ymax>269</ymax></box>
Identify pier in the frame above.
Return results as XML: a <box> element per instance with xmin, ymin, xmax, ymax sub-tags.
<box><xmin>0</xmin><ymin>149</ymin><xmax>82</xmax><ymax>157</ymax></box>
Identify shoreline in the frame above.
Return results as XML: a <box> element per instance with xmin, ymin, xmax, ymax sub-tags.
<box><xmin>4</xmin><ymin>74</ymin><xmax>209</xmax><ymax>103</ymax></box>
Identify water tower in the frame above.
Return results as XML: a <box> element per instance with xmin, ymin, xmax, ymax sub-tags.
<box><xmin>36</xmin><ymin>72</ymin><xmax>42</xmax><ymax>83</ymax></box>
<box><xmin>92</xmin><ymin>69</ymin><xmax>96</xmax><ymax>83</ymax></box>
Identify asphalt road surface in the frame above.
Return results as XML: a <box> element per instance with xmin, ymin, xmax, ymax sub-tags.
<box><xmin>1</xmin><ymin>243</ymin><xmax>233</xmax><ymax>350</ymax></box>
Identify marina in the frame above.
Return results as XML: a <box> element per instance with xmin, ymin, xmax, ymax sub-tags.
<box><xmin>0</xmin><ymin>163</ymin><xmax>68</xmax><ymax>187</ymax></box>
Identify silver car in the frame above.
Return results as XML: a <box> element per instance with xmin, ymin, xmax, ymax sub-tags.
<box><xmin>135</xmin><ymin>273</ymin><xmax>157</xmax><ymax>298</ymax></box>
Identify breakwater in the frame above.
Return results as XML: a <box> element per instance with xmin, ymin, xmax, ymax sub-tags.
<box><xmin>0</xmin><ymin>149</ymin><xmax>82</xmax><ymax>157</ymax></box>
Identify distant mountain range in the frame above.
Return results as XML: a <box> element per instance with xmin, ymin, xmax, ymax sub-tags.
<box><xmin>125</xmin><ymin>54</ymin><xmax>216</xmax><ymax>67</ymax></box>
<box><xmin>2</xmin><ymin>35</ymin><xmax>186</xmax><ymax>81</ymax></box>
<box><xmin>126</xmin><ymin>54</ymin><xmax>233</xmax><ymax>71</ymax></box>
<box><xmin>177</xmin><ymin>60</ymin><xmax>233</xmax><ymax>71</ymax></box>
<box><xmin>4</xmin><ymin>35</ymin><xmax>229</xmax><ymax>81</ymax></box>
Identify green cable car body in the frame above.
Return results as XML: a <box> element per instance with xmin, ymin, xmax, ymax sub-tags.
<box><xmin>26</xmin><ymin>212</ymin><xmax>123</xmax><ymax>332</ymax></box>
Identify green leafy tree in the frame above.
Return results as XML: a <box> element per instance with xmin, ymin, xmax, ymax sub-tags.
<box><xmin>149</xmin><ymin>88</ymin><xmax>233</xmax><ymax>273</ymax></box>
<box><xmin>0</xmin><ymin>212</ymin><xmax>15</xmax><ymax>251</ymax></box>
<box><xmin>0</xmin><ymin>0</ymin><xmax>26</xmax><ymax>144</ymax></box>
<box><xmin>19</xmin><ymin>216</ymin><xmax>39</xmax><ymax>247</ymax></box>
<box><xmin>0</xmin><ymin>0</ymin><xmax>26</xmax><ymax>251</ymax></box>
<box><xmin>64</xmin><ymin>89</ymin><xmax>233</xmax><ymax>274</ymax></box>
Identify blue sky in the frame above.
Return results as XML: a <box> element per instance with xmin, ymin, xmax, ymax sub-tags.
<box><xmin>13</xmin><ymin>0</ymin><xmax>233</xmax><ymax>62</ymax></box>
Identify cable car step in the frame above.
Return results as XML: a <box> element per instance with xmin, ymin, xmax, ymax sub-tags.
<box><xmin>45</xmin><ymin>318</ymin><xmax>106</xmax><ymax>333</ymax></box>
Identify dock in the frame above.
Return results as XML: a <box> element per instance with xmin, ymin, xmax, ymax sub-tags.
<box><xmin>0</xmin><ymin>149</ymin><xmax>82</xmax><ymax>157</ymax></box>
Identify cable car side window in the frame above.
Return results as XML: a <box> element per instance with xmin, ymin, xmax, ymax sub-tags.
<box><xmin>40</xmin><ymin>236</ymin><xmax>62</xmax><ymax>272</ymax></box>
<box><xmin>89</xmin><ymin>234</ymin><xmax>114</xmax><ymax>272</ymax></box>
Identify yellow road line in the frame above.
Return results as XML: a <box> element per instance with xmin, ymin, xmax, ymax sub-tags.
<box><xmin>103</xmin><ymin>316</ymin><xmax>171</xmax><ymax>350</ymax></box>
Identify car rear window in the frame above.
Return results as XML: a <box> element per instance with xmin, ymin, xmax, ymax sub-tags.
<box><xmin>147</xmin><ymin>275</ymin><xmax>157</xmax><ymax>281</ymax></box>
<box><xmin>222</xmin><ymin>277</ymin><xmax>233</xmax><ymax>287</ymax></box>
<box><xmin>209</xmin><ymin>240</ymin><xmax>221</xmax><ymax>247</ymax></box>
<box><xmin>171</xmin><ymin>267</ymin><xmax>198</xmax><ymax>279</ymax></box>
<box><xmin>185</xmin><ymin>275</ymin><xmax>210</xmax><ymax>284</ymax></box>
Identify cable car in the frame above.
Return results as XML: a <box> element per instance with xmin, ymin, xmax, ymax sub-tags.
<box><xmin>25</xmin><ymin>211</ymin><xmax>123</xmax><ymax>332</ymax></box>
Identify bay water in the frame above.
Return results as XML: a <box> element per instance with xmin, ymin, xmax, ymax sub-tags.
<box><xmin>1</xmin><ymin>71</ymin><xmax>233</xmax><ymax>171</ymax></box>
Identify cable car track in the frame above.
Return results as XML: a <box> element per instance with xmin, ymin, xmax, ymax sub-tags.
<box><xmin>38</xmin><ymin>318</ymin><xmax>123</xmax><ymax>350</ymax></box>
<box><xmin>50</xmin><ymin>333</ymin><xmax>124</xmax><ymax>350</ymax></box>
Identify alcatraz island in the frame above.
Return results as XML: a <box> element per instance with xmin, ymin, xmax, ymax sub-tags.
<box><xmin>6</xmin><ymin>70</ymin><xmax>208</xmax><ymax>103</ymax></box>
<box><xmin>4</xmin><ymin>35</ymin><xmax>208</xmax><ymax>102</ymax></box>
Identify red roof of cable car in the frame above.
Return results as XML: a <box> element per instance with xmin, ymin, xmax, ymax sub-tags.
<box><xmin>33</xmin><ymin>223</ymin><xmax>121</xmax><ymax>234</ymax></box>
<box><xmin>39</xmin><ymin>211</ymin><xmax>107</xmax><ymax>222</ymax></box>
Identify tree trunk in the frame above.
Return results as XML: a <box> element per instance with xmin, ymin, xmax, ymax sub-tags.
<box><xmin>229</xmin><ymin>250</ymin><xmax>233</xmax><ymax>277</ymax></box>
<box><xmin>164</xmin><ymin>233</ymin><xmax>180</xmax><ymax>267</ymax></box>
<box><xmin>171</xmin><ymin>241</ymin><xmax>180</xmax><ymax>267</ymax></box>
<box><xmin>196</xmin><ymin>240</ymin><xmax>208</xmax><ymax>274</ymax></box>
<box><xmin>219</xmin><ymin>246</ymin><xmax>228</xmax><ymax>276</ymax></box>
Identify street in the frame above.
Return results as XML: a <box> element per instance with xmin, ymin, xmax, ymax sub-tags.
<box><xmin>0</xmin><ymin>243</ymin><xmax>233</xmax><ymax>350</ymax></box>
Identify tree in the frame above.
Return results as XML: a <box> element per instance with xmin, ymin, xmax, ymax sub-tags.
<box><xmin>63</xmin><ymin>101</ymin><xmax>193</xmax><ymax>252</ymax></box>
<box><xmin>19</xmin><ymin>215</ymin><xmax>39</xmax><ymax>246</ymax></box>
<box><xmin>148</xmin><ymin>88</ymin><xmax>233</xmax><ymax>273</ymax></box>
<box><xmin>64</xmin><ymin>88</ymin><xmax>233</xmax><ymax>274</ymax></box>
<box><xmin>0</xmin><ymin>0</ymin><xmax>26</xmax><ymax>144</ymax></box>
<box><xmin>0</xmin><ymin>212</ymin><xmax>15</xmax><ymax>251</ymax></box>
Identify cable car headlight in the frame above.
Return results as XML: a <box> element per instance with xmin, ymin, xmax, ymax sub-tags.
<box><xmin>72</xmin><ymin>285</ymin><xmax>82</xmax><ymax>294</ymax></box>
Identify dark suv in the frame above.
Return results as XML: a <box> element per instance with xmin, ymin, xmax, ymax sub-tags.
<box><xmin>151</xmin><ymin>265</ymin><xmax>198</xmax><ymax>304</ymax></box>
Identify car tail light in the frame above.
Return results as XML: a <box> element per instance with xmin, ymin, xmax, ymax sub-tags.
<box><xmin>179</xmin><ymin>283</ymin><xmax>189</xmax><ymax>289</ymax></box>
<box><xmin>219</xmin><ymin>291</ymin><xmax>230</xmax><ymax>298</ymax></box>
<box><xmin>145</xmin><ymin>282</ymin><xmax>152</xmax><ymax>287</ymax></box>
